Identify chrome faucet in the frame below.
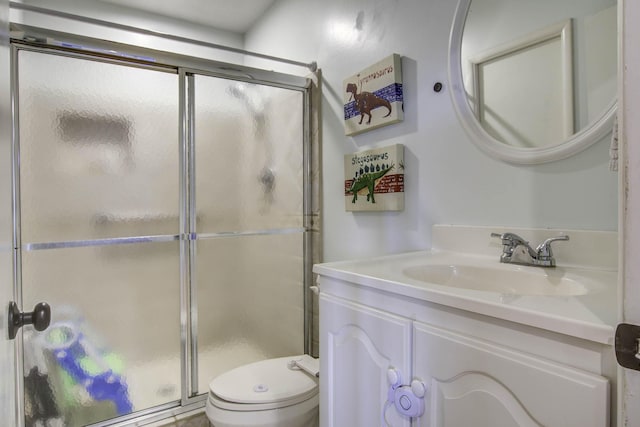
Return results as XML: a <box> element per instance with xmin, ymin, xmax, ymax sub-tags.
<box><xmin>490</xmin><ymin>232</ymin><xmax>569</xmax><ymax>267</ymax></box>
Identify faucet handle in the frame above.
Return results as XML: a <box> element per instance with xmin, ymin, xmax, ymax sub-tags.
<box><xmin>491</xmin><ymin>232</ymin><xmax>529</xmax><ymax>246</ymax></box>
<box><xmin>491</xmin><ymin>232</ymin><xmax>531</xmax><ymax>260</ymax></box>
<box><xmin>536</xmin><ymin>235</ymin><xmax>570</xmax><ymax>264</ymax></box>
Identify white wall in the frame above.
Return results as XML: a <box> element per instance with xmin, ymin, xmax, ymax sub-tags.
<box><xmin>245</xmin><ymin>0</ymin><xmax>618</xmax><ymax>262</ymax></box>
<box><xmin>11</xmin><ymin>0</ymin><xmax>244</xmax><ymax>63</ymax></box>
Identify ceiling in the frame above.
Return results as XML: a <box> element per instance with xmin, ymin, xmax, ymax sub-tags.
<box><xmin>96</xmin><ymin>0</ymin><xmax>276</xmax><ymax>33</ymax></box>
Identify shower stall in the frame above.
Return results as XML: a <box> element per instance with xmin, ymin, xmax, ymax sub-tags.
<box><xmin>9</xmin><ymin>25</ymin><xmax>319</xmax><ymax>427</ymax></box>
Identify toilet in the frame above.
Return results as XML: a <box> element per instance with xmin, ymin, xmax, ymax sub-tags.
<box><xmin>205</xmin><ymin>355</ymin><xmax>319</xmax><ymax>427</ymax></box>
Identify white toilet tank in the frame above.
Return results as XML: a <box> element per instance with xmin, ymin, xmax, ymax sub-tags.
<box><xmin>206</xmin><ymin>356</ymin><xmax>319</xmax><ymax>427</ymax></box>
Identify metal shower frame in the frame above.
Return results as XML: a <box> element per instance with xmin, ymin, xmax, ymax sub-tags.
<box><xmin>10</xmin><ymin>24</ymin><xmax>316</xmax><ymax>427</ymax></box>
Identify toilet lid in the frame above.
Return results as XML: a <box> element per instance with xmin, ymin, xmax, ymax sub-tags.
<box><xmin>209</xmin><ymin>356</ymin><xmax>318</xmax><ymax>405</ymax></box>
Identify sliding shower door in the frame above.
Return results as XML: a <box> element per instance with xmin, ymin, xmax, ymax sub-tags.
<box><xmin>15</xmin><ymin>49</ymin><xmax>182</xmax><ymax>426</ymax></box>
<box><xmin>191</xmin><ymin>75</ymin><xmax>306</xmax><ymax>394</ymax></box>
<box><xmin>11</xmin><ymin>40</ymin><xmax>313</xmax><ymax>426</ymax></box>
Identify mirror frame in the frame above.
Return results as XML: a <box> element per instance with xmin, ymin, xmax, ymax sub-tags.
<box><xmin>448</xmin><ymin>0</ymin><xmax>617</xmax><ymax>165</ymax></box>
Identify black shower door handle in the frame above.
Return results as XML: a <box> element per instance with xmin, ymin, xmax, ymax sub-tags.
<box><xmin>7</xmin><ymin>301</ymin><xmax>51</xmax><ymax>340</ymax></box>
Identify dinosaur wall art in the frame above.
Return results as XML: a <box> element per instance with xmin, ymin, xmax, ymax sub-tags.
<box><xmin>344</xmin><ymin>144</ymin><xmax>404</xmax><ymax>212</ymax></box>
<box><xmin>343</xmin><ymin>54</ymin><xmax>404</xmax><ymax>136</ymax></box>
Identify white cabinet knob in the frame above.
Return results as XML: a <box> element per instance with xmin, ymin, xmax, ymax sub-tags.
<box><xmin>387</xmin><ymin>368</ymin><xmax>401</xmax><ymax>387</ymax></box>
<box><xmin>411</xmin><ymin>379</ymin><xmax>427</xmax><ymax>398</ymax></box>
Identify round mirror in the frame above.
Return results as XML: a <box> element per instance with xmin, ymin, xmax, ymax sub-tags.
<box><xmin>448</xmin><ymin>0</ymin><xmax>617</xmax><ymax>164</ymax></box>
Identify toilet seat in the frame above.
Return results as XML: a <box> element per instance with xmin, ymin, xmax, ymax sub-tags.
<box><xmin>208</xmin><ymin>356</ymin><xmax>319</xmax><ymax>412</ymax></box>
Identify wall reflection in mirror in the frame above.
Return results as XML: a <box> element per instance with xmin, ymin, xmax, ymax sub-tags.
<box><xmin>461</xmin><ymin>0</ymin><xmax>617</xmax><ymax>148</ymax></box>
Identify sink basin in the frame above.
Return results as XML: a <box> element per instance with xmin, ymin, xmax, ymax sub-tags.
<box><xmin>402</xmin><ymin>264</ymin><xmax>598</xmax><ymax>296</ymax></box>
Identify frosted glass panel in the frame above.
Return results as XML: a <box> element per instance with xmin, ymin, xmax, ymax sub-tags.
<box><xmin>18</xmin><ymin>51</ymin><xmax>179</xmax><ymax>243</ymax></box>
<box><xmin>196</xmin><ymin>233</ymin><xmax>304</xmax><ymax>394</ymax></box>
<box><xmin>194</xmin><ymin>77</ymin><xmax>304</xmax><ymax>232</ymax></box>
<box><xmin>21</xmin><ymin>241</ymin><xmax>181</xmax><ymax>426</ymax></box>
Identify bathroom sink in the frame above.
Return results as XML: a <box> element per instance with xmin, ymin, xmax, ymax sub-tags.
<box><xmin>402</xmin><ymin>264</ymin><xmax>599</xmax><ymax>296</ymax></box>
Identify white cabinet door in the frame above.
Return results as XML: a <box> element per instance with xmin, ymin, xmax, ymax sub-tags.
<box><xmin>412</xmin><ymin>322</ymin><xmax>609</xmax><ymax>427</ymax></box>
<box><xmin>319</xmin><ymin>293</ymin><xmax>412</xmax><ymax>427</ymax></box>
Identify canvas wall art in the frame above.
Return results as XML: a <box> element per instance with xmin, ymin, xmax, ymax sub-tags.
<box><xmin>343</xmin><ymin>54</ymin><xmax>404</xmax><ymax>136</ymax></box>
<box><xmin>344</xmin><ymin>144</ymin><xmax>404</xmax><ymax>212</ymax></box>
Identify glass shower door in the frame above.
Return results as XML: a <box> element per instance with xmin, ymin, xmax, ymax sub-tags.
<box><xmin>191</xmin><ymin>75</ymin><xmax>306</xmax><ymax>394</ymax></box>
<box><xmin>16</xmin><ymin>48</ymin><xmax>182</xmax><ymax>426</ymax></box>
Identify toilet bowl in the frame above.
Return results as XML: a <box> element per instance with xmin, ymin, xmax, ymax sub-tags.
<box><xmin>205</xmin><ymin>355</ymin><xmax>319</xmax><ymax>427</ymax></box>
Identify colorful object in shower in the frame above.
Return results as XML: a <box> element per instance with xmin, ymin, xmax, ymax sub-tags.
<box><xmin>344</xmin><ymin>144</ymin><xmax>404</xmax><ymax>211</ymax></box>
<box><xmin>43</xmin><ymin>322</ymin><xmax>133</xmax><ymax>415</ymax></box>
<box><xmin>343</xmin><ymin>54</ymin><xmax>403</xmax><ymax>136</ymax></box>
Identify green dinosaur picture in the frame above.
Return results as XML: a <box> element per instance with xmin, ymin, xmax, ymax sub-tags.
<box><xmin>344</xmin><ymin>144</ymin><xmax>404</xmax><ymax>212</ymax></box>
<box><xmin>347</xmin><ymin>164</ymin><xmax>395</xmax><ymax>204</ymax></box>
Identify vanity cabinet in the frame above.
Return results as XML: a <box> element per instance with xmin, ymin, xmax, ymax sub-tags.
<box><xmin>318</xmin><ymin>278</ymin><xmax>610</xmax><ymax>427</ymax></box>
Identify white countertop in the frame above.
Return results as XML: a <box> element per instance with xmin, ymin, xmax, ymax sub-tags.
<box><xmin>313</xmin><ymin>249</ymin><xmax>617</xmax><ymax>345</ymax></box>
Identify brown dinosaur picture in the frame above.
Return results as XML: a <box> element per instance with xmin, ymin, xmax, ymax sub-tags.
<box><xmin>346</xmin><ymin>82</ymin><xmax>392</xmax><ymax>125</ymax></box>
